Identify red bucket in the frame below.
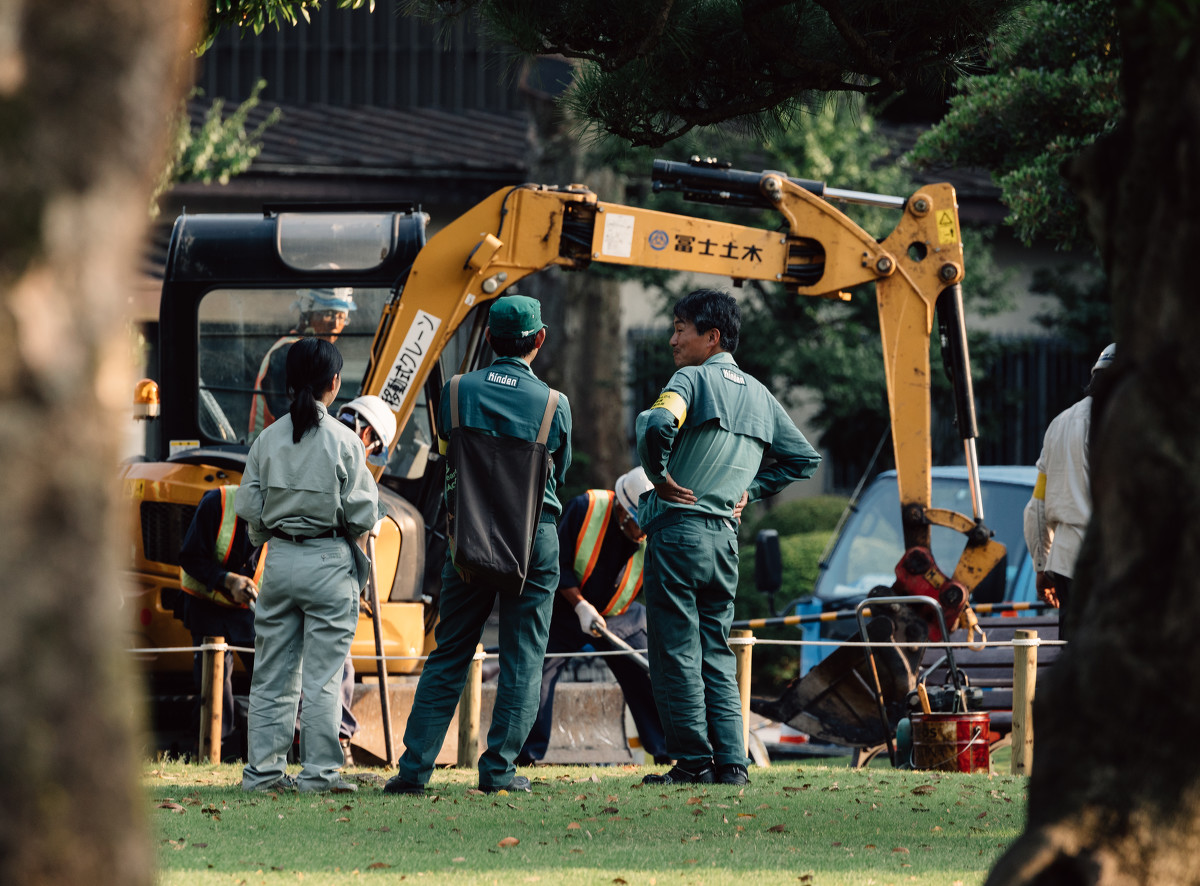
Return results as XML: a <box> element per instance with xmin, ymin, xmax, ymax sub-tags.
<box><xmin>911</xmin><ymin>712</ymin><xmax>990</xmax><ymax>773</ymax></box>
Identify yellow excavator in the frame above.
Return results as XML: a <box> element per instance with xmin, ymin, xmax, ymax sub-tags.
<box><xmin>125</xmin><ymin>157</ymin><xmax>1004</xmax><ymax>752</ymax></box>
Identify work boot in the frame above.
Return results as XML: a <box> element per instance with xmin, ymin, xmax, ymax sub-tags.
<box><xmin>382</xmin><ymin>776</ymin><xmax>426</xmax><ymax>795</ymax></box>
<box><xmin>245</xmin><ymin>774</ymin><xmax>297</xmax><ymax>793</ymax></box>
<box><xmin>642</xmin><ymin>762</ymin><xmax>715</xmax><ymax>785</ymax></box>
<box><xmin>480</xmin><ymin>775</ymin><xmax>531</xmax><ymax>794</ymax></box>
<box><xmin>340</xmin><ymin>737</ymin><xmax>354</xmax><ymax>768</ymax></box>
<box><xmin>716</xmin><ymin>763</ymin><xmax>750</xmax><ymax>785</ymax></box>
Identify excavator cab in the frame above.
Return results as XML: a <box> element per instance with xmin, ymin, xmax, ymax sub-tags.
<box><xmin>124</xmin><ymin>205</ymin><xmax>455</xmax><ymax>680</ymax></box>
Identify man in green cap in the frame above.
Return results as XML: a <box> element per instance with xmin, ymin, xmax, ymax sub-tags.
<box><xmin>385</xmin><ymin>293</ymin><xmax>572</xmax><ymax>795</ymax></box>
<box><xmin>636</xmin><ymin>289</ymin><xmax>821</xmax><ymax>787</ymax></box>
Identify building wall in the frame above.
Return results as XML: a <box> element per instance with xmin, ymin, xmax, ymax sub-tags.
<box><xmin>197</xmin><ymin>1</ymin><xmax>525</xmax><ymax>113</ymax></box>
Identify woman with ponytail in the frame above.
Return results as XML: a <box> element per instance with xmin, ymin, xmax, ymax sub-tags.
<box><xmin>235</xmin><ymin>337</ymin><xmax>382</xmax><ymax>793</ymax></box>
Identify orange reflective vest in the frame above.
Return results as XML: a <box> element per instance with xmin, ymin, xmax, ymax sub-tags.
<box><xmin>573</xmin><ymin>489</ymin><xmax>645</xmax><ymax>616</ymax></box>
<box><xmin>179</xmin><ymin>485</ymin><xmax>265</xmax><ymax>609</ymax></box>
<box><xmin>248</xmin><ymin>334</ymin><xmax>301</xmax><ymax>437</ymax></box>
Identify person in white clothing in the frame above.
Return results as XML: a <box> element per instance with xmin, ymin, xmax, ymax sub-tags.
<box><xmin>1023</xmin><ymin>343</ymin><xmax>1115</xmax><ymax>639</ymax></box>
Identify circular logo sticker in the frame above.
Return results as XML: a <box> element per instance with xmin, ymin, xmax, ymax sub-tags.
<box><xmin>648</xmin><ymin>230</ymin><xmax>669</xmax><ymax>251</ymax></box>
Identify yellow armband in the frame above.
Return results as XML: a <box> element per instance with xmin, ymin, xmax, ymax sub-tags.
<box><xmin>650</xmin><ymin>390</ymin><xmax>687</xmax><ymax>427</ymax></box>
<box><xmin>1032</xmin><ymin>472</ymin><xmax>1046</xmax><ymax>500</ymax></box>
<box><xmin>438</xmin><ymin>435</ymin><xmax>450</xmax><ymax>456</ymax></box>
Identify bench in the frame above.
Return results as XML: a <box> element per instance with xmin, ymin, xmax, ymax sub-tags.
<box><xmin>853</xmin><ymin>614</ymin><xmax>1062</xmax><ymax>767</ymax></box>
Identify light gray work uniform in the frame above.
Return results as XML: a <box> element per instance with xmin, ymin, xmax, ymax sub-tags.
<box><xmin>637</xmin><ymin>351</ymin><xmax>820</xmax><ymax>769</ymax></box>
<box><xmin>236</xmin><ymin>403</ymin><xmax>382</xmax><ymax>791</ymax></box>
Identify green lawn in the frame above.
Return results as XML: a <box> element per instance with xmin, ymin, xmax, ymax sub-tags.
<box><xmin>149</xmin><ymin>756</ymin><xmax>1025</xmax><ymax>885</ymax></box>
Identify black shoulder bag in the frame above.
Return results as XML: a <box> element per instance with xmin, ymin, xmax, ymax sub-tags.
<box><xmin>445</xmin><ymin>374</ymin><xmax>560</xmax><ymax>594</ymax></box>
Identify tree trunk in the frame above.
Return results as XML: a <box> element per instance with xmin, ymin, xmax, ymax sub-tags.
<box><xmin>987</xmin><ymin>5</ymin><xmax>1200</xmax><ymax>884</ymax></box>
<box><xmin>521</xmin><ymin>87</ymin><xmax>628</xmax><ymax>491</ymax></box>
<box><xmin>0</xmin><ymin>3</ymin><xmax>198</xmax><ymax>884</ymax></box>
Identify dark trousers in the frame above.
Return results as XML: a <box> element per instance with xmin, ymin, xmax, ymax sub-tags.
<box><xmin>180</xmin><ymin>596</ymin><xmax>257</xmax><ymax>747</ymax></box>
<box><xmin>520</xmin><ymin>599</ymin><xmax>667</xmax><ymax>762</ymax></box>
<box><xmin>398</xmin><ymin>522</ymin><xmax>558</xmax><ymax>789</ymax></box>
<box><xmin>1047</xmin><ymin>571</ymin><xmax>1072</xmax><ymax>641</ymax></box>
<box><xmin>643</xmin><ymin>514</ymin><xmax>746</xmax><ymax>769</ymax></box>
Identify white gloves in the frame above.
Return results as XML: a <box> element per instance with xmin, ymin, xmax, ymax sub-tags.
<box><xmin>574</xmin><ymin>599</ymin><xmax>606</xmax><ymax>635</ymax></box>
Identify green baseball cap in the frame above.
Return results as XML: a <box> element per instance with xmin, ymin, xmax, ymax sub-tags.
<box><xmin>488</xmin><ymin>294</ymin><xmax>547</xmax><ymax>338</ymax></box>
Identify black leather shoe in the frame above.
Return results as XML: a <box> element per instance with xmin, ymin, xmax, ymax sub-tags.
<box><xmin>480</xmin><ymin>775</ymin><xmax>531</xmax><ymax>794</ymax></box>
<box><xmin>716</xmin><ymin>763</ymin><xmax>750</xmax><ymax>785</ymax></box>
<box><xmin>382</xmin><ymin>776</ymin><xmax>425</xmax><ymax>795</ymax></box>
<box><xmin>642</xmin><ymin>763</ymin><xmax>715</xmax><ymax>785</ymax></box>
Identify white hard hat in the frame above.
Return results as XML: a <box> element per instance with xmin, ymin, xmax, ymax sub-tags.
<box><xmin>1092</xmin><ymin>342</ymin><xmax>1116</xmax><ymax>374</ymax></box>
<box><xmin>614</xmin><ymin>467</ymin><xmax>654</xmax><ymax>524</ymax></box>
<box><xmin>339</xmin><ymin>395</ymin><xmax>397</xmax><ymax>450</ymax></box>
<box><xmin>294</xmin><ymin>286</ymin><xmax>356</xmax><ymax>315</ymax></box>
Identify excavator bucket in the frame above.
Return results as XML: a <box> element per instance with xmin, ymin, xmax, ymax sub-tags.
<box><xmin>750</xmin><ymin>596</ymin><xmax>929</xmax><ymax>747</ymax></box>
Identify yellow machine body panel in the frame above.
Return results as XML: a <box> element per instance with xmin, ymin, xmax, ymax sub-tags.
<box><xmin>121</xmin><ymin>460</ymin><xmax>424</xmax><ymax>676</ymax></box>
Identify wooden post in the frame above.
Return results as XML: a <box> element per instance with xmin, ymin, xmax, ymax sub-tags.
<box><xmin>1011</xmin><ymin>629</ymin><xmax>1038</xmax><ymax>775</ymax></box>
<box><xmin>731</xmin><ymin>630</ymin><xmax>754</xmax><ymax>760</ymax></box>
<box><xmin>199</xmin><ymin>636</ymin><xmax>225</xmax><ymax>764</ymax></box>
<box><xmin>457</xmin><ymin>644</ymin><xmax>483</xmax><ymax>768</ymax></box>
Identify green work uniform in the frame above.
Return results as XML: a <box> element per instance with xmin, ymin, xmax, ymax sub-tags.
<box><xmin>397</xmin><ymin>355</ymin><xmax>572</xmax><ymax>789</ymax></box>
<box><xmin>236</xmin><ymin>403</ymin><xmax>383</xmax><ymax>792</ymax></box>
<box><xmin>636</xmin><ymin>351</ymin><xmax>820</xmax><ymax>769</ymax></box>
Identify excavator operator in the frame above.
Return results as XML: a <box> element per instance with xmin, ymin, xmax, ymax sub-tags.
<box><xmin>248</xmin><ymin>287</ymin><xmax>356</xmax><ymax>440</ymax></box>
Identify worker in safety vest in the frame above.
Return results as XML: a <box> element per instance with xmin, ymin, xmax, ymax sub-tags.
<box><xmin>248</xmin><ymin>287</ymin><xmax>356</xmax><ymax>441</ymax></box>
<box><xmin>517</xmin><ymin>467</ymin><xmax>670</xmax><ymax>766</ymax></box>
<box><xmin>176</xmin><ymin>485</ymin><xmax>262</xmax><ymax>759</ymax></box>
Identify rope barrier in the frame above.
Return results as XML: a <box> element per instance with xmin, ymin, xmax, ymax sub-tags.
<box><xmin>128</xmin><ymin>633</ymin><xmax>1064</xmax><ymax>663</ymax></box>
<box><xmin>134</xmin><ymin>637</ymin><xmax>1066</xmax><ymax>656</ymax></box>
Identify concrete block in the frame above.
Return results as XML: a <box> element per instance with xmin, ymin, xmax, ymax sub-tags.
<box><xmin>350</xmin><ymin>679</ymin><xmax>635</xmax><ymax>766</ymax></box>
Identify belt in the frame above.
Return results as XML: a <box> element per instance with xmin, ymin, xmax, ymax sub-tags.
<box><xmin>270</xmin><ymin>528</ymin><xmax>342</xmax><ymax>543</ymax></box>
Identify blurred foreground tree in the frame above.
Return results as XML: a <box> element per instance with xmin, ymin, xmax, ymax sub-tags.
<box><xmin>0</xmin><ymin>3</ymin><xmax>200</xmax><ymax>885</ymax></box>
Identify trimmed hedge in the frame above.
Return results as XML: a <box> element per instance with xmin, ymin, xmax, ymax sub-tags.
<box><xmin>740</xmin><ymin>494</ymin><xmax>849</xmax><ymax>542</ymax></box>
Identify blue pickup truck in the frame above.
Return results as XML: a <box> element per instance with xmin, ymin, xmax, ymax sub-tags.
<box><xmin>813</xmin><ymin>465</ymin><xmax>1039</xmax><ymax>615</ymax></box>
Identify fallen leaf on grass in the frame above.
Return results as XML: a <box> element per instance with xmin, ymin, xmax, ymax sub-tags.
<box><xmin>566</xmin><ymin>822</ymin><xmax>581</xmax><ymax>830</ymax></box>
<box><xmin>466</xmin><ymin>789</ymin><xmax>485</xmax><ymax>796</ymax></box>
<box><xmin>192</xmin><ymin>843</ymin><xmax>207</xmax><ymax>848</ymax></box>
<box><xmin>892</xmin><ymin>847</ymin><xmax>910</xmax><ymax>854</ymax></box>
<box><xmin>498</xmin><ymin>837</ymin><xmax>520</xmax><ymax>848</ymax></box>
<box><xmin>157</xmin><ymin>803</ymin><xmax>185</xmax><ymax>813</ymax></box>
<box><xmin>613</xmin><ymin>880</ymin><xmax>628</xmax><ymax>885</ymax></box>
<box><xmin>686</xmin><ymin>797</ymin><xmax>704</xmax><ymax>806</ymax></box>
<box><xmin>912</xmin><ymin>785</ymin><xmax>937</xmax><ymax>795</ymax></box>
<box><xmin>367</xmin><ymin>863</ymin><xmax>391</xmax><ymax>869</ymax></box>
<box><xmin>602</xmin><ymin>807</ymin><xmax>619</xmax><ymax>814</ymax></box>
<box><xmin>767</xmin><ymin>825</ymin><xmax>786</xmax><ymax>833</ymax></box>
<box><xmin>736</xmin><ymin>813</ymin><xmax>755</xmax><ymax>818</ymax></box>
